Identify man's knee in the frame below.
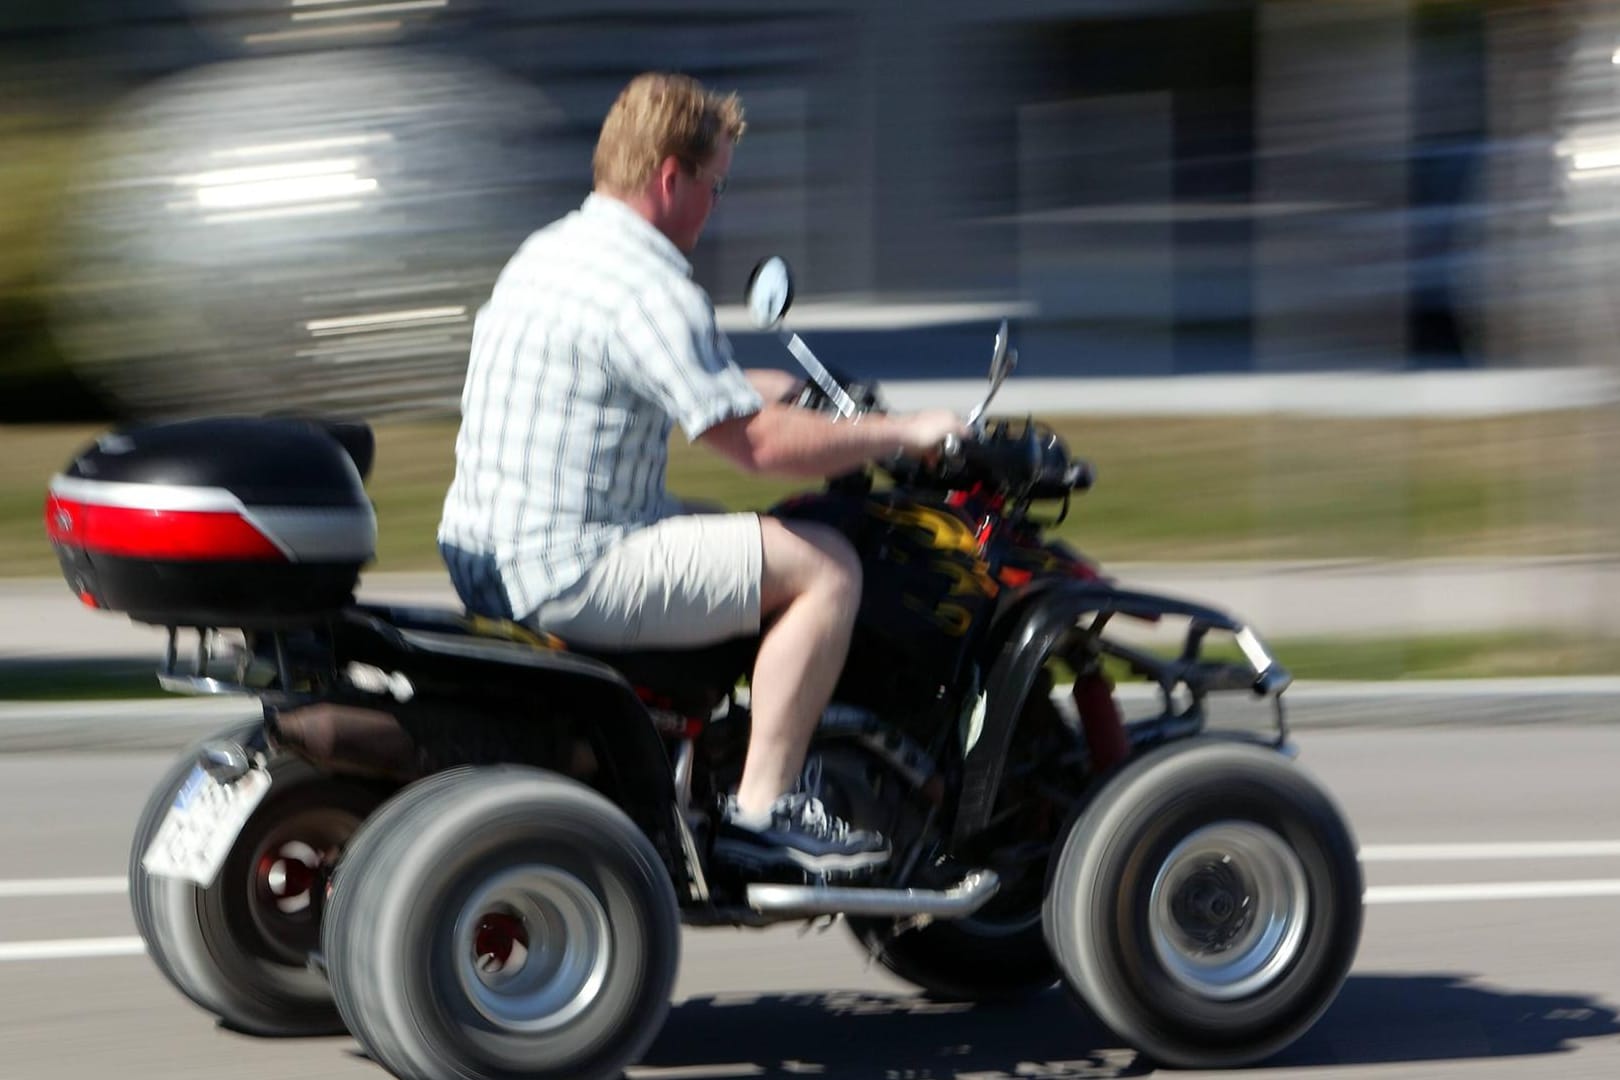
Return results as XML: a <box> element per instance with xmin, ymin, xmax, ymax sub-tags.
<box><xmin>759</xmin><ymin>518</ymin><xmax>862</xmax><ymax>610</ymax></box>
<box><xmin>808</xmin><ymin>523</ymin><xmax>861</xmax><ymax>601</ymax></box>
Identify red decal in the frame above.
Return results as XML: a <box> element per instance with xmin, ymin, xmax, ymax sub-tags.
<box><xmin>45</xmin><ymin>496</ymin><xmax>284</xmax><ymax>561</ymax></box>
<box><xmin>997</xmin><ymin>566</ymin><xmax>1033</xmax><ymax>588</ymax></box>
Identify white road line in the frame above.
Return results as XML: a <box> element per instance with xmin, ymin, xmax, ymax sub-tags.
<box><xmin>0</xmin><ymin>877</ymin><xmax>126</xmax><ymax>899</ymax></box>
<box><xmin>0</xmin><ymin>936</ymin><xmax>145</xmax><ymax>963</ymax></box>
<box><xmin>627</xmin><ymin>1067</ymin><xmax>764</xmax><ymax>1080</ymax></box>
<box><xmin>2</xmin><ymin>880</ymin><xmax>1619</xmax><ymax>963</ymax></box>
<box><xmin>0</xmin><ymin>839</ymin><xmax>1618</xmax><ymax>903</ymax></box>
<box><xmin>1360</xmin><ymin>841</ymin><xmax>1620</xmax><ymax>861</ymax></box>
<box><xmin>1366</xmin><ymin>879</ymin><xmax>1620</xmax><ymax>904</ymax></box>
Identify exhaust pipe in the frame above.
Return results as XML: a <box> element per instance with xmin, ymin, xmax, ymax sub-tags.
<box><xmin>746</xmin><ymin>869</ymin><xmax>1000</xmax><ymax>919</ymax></box>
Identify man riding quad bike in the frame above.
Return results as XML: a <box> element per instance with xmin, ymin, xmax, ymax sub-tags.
<box><xmin>46</xmin><ymin>264</ymin><xmax>1361</xmax><ymax>1080</ymax></box>
<box><xmin>45</xmin><ymin>70</ymin><xmax>1361</xmax><ymax>1080</ymax></box>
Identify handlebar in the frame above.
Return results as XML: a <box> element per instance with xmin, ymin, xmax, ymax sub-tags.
<box><xmin>925</xmin><ymin>423</ymin><xmax>1093</xmax><ymax>499</ymax></box>
<box><xmin>793</xmin><ymin>370</ymin><xmax>1093</xmax><ymax>500</ymax></box>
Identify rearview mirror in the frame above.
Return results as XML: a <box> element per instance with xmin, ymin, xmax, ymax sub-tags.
<box><xmin>967</xmin><ymin>319</ymin><xmax>1017</xmax><ymax>429</ymax></box>
<box><xmin>989</xmin><ymin>319</ymin><xmax>1016</xmax><ymax>386</ymax></box>
<box><xmin>745</xmin><ymin>256</ymin><xmax>794</xmax><ymax>330</ymax></box>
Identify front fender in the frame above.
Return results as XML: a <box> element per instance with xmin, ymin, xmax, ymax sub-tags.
<box><xmin>952</xmin><ymin>582</ymin><xmax>1289</xmax><ymax>845</ymax></box>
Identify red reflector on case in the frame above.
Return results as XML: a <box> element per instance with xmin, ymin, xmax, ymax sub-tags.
<box><xmin>44</xmin><ymin>493</ymin><xmax>80</xmax><ymax>544</ymax></box>
<box><xmin>45</xmin><ymin>496</ymin><xmax>285</xmax><ymax>562</ymax></box>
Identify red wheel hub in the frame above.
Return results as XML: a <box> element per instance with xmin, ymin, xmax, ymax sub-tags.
<box><xmin>474</xmin><ymin>912</ymin><xmax>528</xmax><ymax>971</ymax></box>
<box><xmin>261</xmin><ymin>854</ymin><xmax>316</xmax><ymax>898</ymax></box>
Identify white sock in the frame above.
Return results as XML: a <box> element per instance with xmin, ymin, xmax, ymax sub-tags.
<box><xmin>726</xmin><ymin>796</ymin><xmax>773</xmax><ymax>829</ymax></box>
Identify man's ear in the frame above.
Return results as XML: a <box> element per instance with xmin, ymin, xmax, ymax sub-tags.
<box><xmin>655</xmin><ymin>155</ymin><xmax>683</xmax><ymax>198</ymax></box>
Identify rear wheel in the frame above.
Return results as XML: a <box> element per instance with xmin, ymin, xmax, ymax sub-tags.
<box><xmin>129</xmin><ymin>720</ymin><xmax>382</xmax><ymax>1035</ymax></box>
<box><xmin>323</xmin><ymin>766</ymin><xmax>680</xmax><ymax>1080</ymax></box>
<box><xmin>1043</xmin><ymin>737</ymin><xmax>1363</xmax><ymax>1068</ymax></box>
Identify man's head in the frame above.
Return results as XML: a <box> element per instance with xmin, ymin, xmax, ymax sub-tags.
<box><xmin>592</xmin><ymin>72</ymin><xmax>746</xmax><ymax>254</ymax></box>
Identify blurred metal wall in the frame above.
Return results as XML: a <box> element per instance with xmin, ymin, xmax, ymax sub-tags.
<box><xmin>3</xmin><ymin>0</ymin><xmax>1613</xmax><ymax>417</ymax></box>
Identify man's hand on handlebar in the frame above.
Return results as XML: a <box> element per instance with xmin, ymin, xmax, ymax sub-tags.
<box><xmin>895</xmin><ymin>409</ymin><xmax>970</xmax><ymax>465</ymax></box>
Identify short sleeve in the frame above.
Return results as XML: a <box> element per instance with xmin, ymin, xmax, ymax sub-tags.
<box><xmin>615</xmin><ymin>283</ymin><xmax>764</xmax><ymax>441</ymax></box>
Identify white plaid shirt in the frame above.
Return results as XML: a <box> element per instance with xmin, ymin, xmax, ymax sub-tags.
<box><xmin>438</xmin><ymin>194</ymin><xmax>764</xmax><ymax>620</ymax></box>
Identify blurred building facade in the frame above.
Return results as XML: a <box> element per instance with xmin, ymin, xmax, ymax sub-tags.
<box><xmin>0</xmin><ymin>0</ymin><xmax>1614</xmax><ymax>418</ymax></box>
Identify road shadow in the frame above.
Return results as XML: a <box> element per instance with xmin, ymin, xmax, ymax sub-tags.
<box><xmin>1263</xmin><ymin>972</ymin><xmax>1620</xmax><ymax>1069</ymax></box>
<box><xmin>641</xmin><ymin>973</ymin><xmax>1620</xmax><ymax>1078</ymax></box>
<box><xmin>644</xmin><ymin>987</ymin><xmax>1145</xmax><ymax>1079</ymax></box>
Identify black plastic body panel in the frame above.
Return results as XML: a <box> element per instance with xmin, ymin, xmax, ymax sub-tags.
<box><xmin>71</xmin><ymin>554</ymin><xmax>365</xmax><ymax>629</ymax></box>
<box><xmin>953</xmin><ymin>582</ymin><xmax>1251</xmax><ymax>845</ymax></box>
<box><xmin>62</xmin><ymin>417</ymin><xmax>372</xmax><ymax>505</ymax></box>
<box><xmin>331</xmin><ymin>606</ymin><xmax>684</xmax><ymax>881</ymax></box>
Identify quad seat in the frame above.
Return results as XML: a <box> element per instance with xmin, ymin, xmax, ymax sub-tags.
<box><xmin>352</xmin><ymin>603</ymin><xmax>755</xmax><ymax>715</ymax></box>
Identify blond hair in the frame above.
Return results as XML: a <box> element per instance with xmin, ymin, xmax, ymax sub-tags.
<box><xmin>592</xmin><ymin>72</ymin><xmax>746</xmax><ymax>196</ymax></box>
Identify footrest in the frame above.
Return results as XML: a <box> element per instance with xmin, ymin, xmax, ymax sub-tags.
<box><xmin>746</xmin><ymin>869</ymin><xmax>1000</xmax><ymax>919</ymax></box>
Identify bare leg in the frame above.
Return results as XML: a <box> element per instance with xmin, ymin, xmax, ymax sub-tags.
<box><xmin>733</xmin><ymin>517</ymin><xmax>862</xmax><ymax>817</ymax></box>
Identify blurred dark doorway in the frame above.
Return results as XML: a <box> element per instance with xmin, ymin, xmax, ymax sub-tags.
<box><xmin>1409</xmin><ymin>0</ymin><xmax>1488</xmax><ymax>367</ymax></box>
<box><xmin>954</xmin><ymin>6</ymin><xmax>1257</xmax><ymax>375</ymax></box>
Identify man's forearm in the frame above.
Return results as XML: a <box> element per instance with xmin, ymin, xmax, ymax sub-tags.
<box><xmin>743</xmin><ymin>404</ymin><xmax>907</xmax><ymax>477</ymax></box>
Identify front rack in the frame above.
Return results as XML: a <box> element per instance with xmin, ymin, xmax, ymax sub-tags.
<box><xmin>1080</xmin><ymin>611</ymin><xmax>1293</xmax><ymax>750</ymax></box>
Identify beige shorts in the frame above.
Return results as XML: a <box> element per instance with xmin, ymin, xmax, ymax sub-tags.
<box><xmin>525</xmin><ymin>513</ymin><xmax>764</xmax><ymax>649</ymax></box>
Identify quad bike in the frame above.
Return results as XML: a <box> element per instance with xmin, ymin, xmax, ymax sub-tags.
<box><xmin>45</xmin><ymin>256</ymin><xmax>1362</xmax><ymax>1079</ymax></box>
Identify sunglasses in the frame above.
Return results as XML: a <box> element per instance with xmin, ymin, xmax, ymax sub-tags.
<box><xmin>682</xmin><ymin>159</ymin><xmax>728</xmax><ymax>200</ymax></box>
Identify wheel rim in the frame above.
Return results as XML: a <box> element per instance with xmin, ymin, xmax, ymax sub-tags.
<box><xmin>243</xmin><ymin>806</ymin><xmax>361</xmax><ymax>964</ymax></box>
<box><xmin>1147</xmin><ymin>821</ymin><xmax>1309</xmax><ymax>1001</ymax></box>
<box><xmin>452</xmin><ymin>865</ymin><xmax>612</xmax><ymax>1033</ymax></box>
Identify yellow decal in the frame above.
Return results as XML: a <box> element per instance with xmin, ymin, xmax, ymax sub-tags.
<box><xmin>461</xmin><ymin>615</ymin><xmax>566</xmax><ymax>651</ymax></box>
<box><xmin>902</xmin><ymin>596</ymin><xmax>974</xmax><ymax>637</ymax></box>
<box><xmin>932</xmin><ymin>557</ymin><xmax>1000</xmax><ymax>601</ymax></box>
<box><xmin>866</xmin><ymin>501</ymin><xmax>980</xmax><ymax>556</ymax></box>
<box><xmin>867</xmin><ymin>500</ymin><xmax>998</xmax><ymax>635</ymax></box>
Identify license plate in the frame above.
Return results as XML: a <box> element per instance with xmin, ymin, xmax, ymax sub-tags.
<box><xmin>141</xmin><ymin>764</ymin><xmax>272</xmax><ymax>888</ymax></box>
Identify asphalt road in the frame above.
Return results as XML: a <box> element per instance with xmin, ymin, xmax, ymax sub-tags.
<box><xmin>2</xmin><ymin>725</ymin><xmax>1618</xmax><ymax>1080</ymax></box>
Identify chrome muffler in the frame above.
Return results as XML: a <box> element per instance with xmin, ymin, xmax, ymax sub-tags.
<box><xmin>746</xmin><ymin>869</ymin><xmax>1000</xmax><ymax>918</ymax></box>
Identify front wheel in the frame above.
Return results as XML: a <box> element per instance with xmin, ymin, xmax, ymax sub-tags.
<box><xmin>322</xmin><ymin>766</ymin><xmax>680</xmax><ymax>1080</ymax></box>
<box><xmin>1042</xmin><ymin>737</ymin><xmax>1363</xmax><ymax>1069</ymax></box>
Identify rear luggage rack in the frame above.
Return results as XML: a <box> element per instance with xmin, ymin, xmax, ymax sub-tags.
<box><xmin>157</xmin><ymin>626</ymin><xmax>264</xmax><ymax>697</ymax></box>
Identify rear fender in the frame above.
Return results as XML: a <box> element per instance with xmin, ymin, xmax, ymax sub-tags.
<box><xmin>306</xmin><ymin>607</ymin><xmax>686</xmax><ymax>882</ymax></box>
<box><xmin>953</xmin><ymin>582</ymin><xmax>1287</xmax><ymax>845</ymax></box>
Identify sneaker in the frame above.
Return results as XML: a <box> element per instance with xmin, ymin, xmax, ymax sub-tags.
<box><xmin>714</xmin><ymin>793</ymin><xmax>890</xmax><ymax>874</ymax></box>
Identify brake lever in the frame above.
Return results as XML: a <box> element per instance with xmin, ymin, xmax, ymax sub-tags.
<box><xmin>781</xmin><ymin>330</ymin><xmax>859</xmax><ymax>420</ymax></box>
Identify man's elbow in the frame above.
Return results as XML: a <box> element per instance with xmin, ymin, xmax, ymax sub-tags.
<box><xmin>728</xmin><ymin>446</ymin><xmax>771</xmax><ymax>474</ymax></box>
<box><xmin>699</xmin><ymin>418</ymin><xmax>771</xmax><ymax>474</ymax></box>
